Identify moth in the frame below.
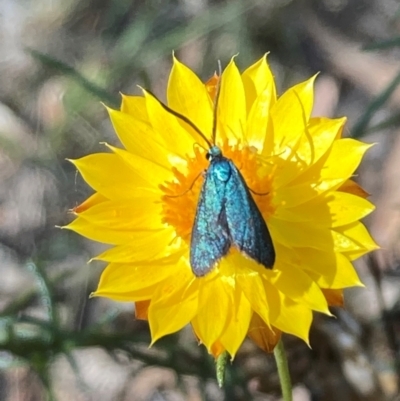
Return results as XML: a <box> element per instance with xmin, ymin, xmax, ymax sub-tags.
<box><xmin>149</xmin><ymin>71</ymin><xmax>275</xmax><ymax>277</ymax></box>
<box><xmin>190</xmin><ymin>144</ymin><xmax>275</xmax><ymax>276</ymax></box>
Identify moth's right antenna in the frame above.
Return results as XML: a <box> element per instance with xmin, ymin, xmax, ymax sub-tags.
<box><xmin>211</xmin><ymin>61</ymin><xmax>222</xmax><ymax>145</ymax></box>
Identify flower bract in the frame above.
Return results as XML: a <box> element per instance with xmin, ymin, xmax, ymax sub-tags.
<box><xmin>66</xmin><ymin>56</ymin><xmax>377</xmax><ymax>358</ymax></box>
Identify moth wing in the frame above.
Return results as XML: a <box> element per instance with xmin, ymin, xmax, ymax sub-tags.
<box><xmin>190</xmin><ymin>165</ymin><xmax>230</xmax><ymax>276</ymax></box>
<box><xmin>225</xmin><ymin>161</ymin><xmax>275</xmax><ymax>268</ymax></box>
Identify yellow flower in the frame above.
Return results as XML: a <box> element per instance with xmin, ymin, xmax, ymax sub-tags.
<box><xmin>65</xmin><ymin>56</ymin><xmax>377</xmax><ymax>358</ymax></box>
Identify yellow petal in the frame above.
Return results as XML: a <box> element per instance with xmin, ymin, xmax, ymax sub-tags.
<box><xmin>73</xmin><ymin>192</ymin><xmax>108</xmax><ymax>213</ymax></box>
<box><xmin>248</xmin><ymin>314</ymin><xmax>281</xmax><ymax>353</ymax></box>
<box><xmin>219</xmin><ymin>285</ymin><xmax>252</xmax><ymax>358</ymax></box>
<box><xmin>120</xmin><ymin>94</ymin><xmax>148</xmax><ymax>119</ymax></box>
<box><xmin>334</xmin><ymin>221</ymin><xmax>379</xmax><ymax>252</ymax></box>
<box><xmin>271</xmin><ymin>296</ymin><xmax>312</xmax><ymax>344</ymax></box>
<box><xmin>234</xmin><ymin>257</ymin><xmax>271</xmax><ymax>326</ymax></box>
<box><xmin>241</xmin><ymin>54</ymin><xmax>276</xmax><ymax>113</ymax></box>
<box><xmin>267</xmin><ymin>257</ymin><xmax>330</xmax><ymax>314</ymax></box>
<box><xmin>274</xmin><ymin>180</ymin><xmax>329</xmax><ymax>208</ymax></box>
<box><xmin>270</xmin><ymin>217</ymin><xmax>335</xmax><ymax>252</ymax></box>
<box><xmin>149</xmin><ymin>263</ymin><xmax>198</xmax><ymax>342</ymax></box>
<box><xmin>296</xmin><ymin>117</ymin><xmax>346</xmax><ymax>167</ymax></box>
<box><xmin>106</xmin><ymin>107</ymin><xmax>170</xmax><ymax>168</ymax></box>
<box><xmin>143</xmin><ymin>90</ymin><xmax>197</xmax><ymax>156</ymax></box>
<box><xmin>246</xmin><ymin>82</ymin><xmax>274</xmax><ymax>150</ymax></box>
<box><xmin>76</xmin><ymin>198</ymin><xmax>162</xmax><ymax>231</ymax></box>
<box><xmin>344</xmin><ymin>248</ymin><xmax>373</xmax><ymax>261</ymax></box>
<box><xmin>218</xmin><ymin>58</ymin><xmax>246</xmax><ymax>143</ymax></box>
<box><xmin>151</xmin><ymin>258</ymin><xmax>195</xmax><ymax>305</ymax></box>
<box><xmin>293</xmin><ymin>139</ymin><xmax>373</xmax><ymax>190</ymax></box>
<box><xmin>192</xmin><ymin>277</ymin><xmax>233</xmax><ymax>351</ymax></box>
<box><xmin>276</xmin><ymin>192</ymin><xmax>375</xmax><ymax>227</ymax></box>
<box><xmin>70</xmin><ymin>154</ymin><xmax>158</xmax><ymax>200</ymax></box>
<box><xmin>273</xmin><ymin>217</ymin><xmax>375</xmax><ymax>256</ymax></box>
<box><xmin>269</xmin><ymin>76</ymin><xmax>316</xmax><ymax>155</ymax></box>
<box><xmin>95</xmin><ymin>253</ymin><xmax>182</xmax><ymax>297</ymax></box>
<box><xmin>168</xmin><ymin>56</ymin><xmax>213</xmax><ymax>139</ymax></box>
<box><xmin>263</xmin><ymin>279</ymin><xmax>282</xmax><ymax>323</ymax></box>
<box><xmin>92</xmin><ymin>284</ymin><xmax>158</xmax><ymax>302</ymax></box>
<box><xmin>332</xmin><ymin>230</ymin><xmax>364</xmax><ymax>253</ymax></box>
<box><xmin>275</xmin><ymin>147</ymin><xmax>371</xmax><ymax>206</ymax></box>
<box><xmin>298</xmin><ymin>248</ymin><xmax>363</xmax><ymax>288</ymax></box>
<box><xmin>105</xmin><ymin>143</ymin><xmax>172</xmax><ymax>184</ymax></box>
<box><xmin>93</xmin><ymin>227</ymin><xmax>177</xmax><ymax>263</ymax></box>
<box><xmin>330</xmin><ymin>193</ymin><xmax>375</xmax><ymax>227</ymax></box>
<box><xmin>64</xmin><ymin>217</ymin><xmax>139</xmax><ymax>245</ymax></box>
<box><xmin>320</xmin><ymin>139</ymin><xmax>373</xmax><ymax>182</ymax></box>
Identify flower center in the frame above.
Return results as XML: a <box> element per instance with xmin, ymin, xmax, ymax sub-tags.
<box><xmin>160</xmin><ymin>141</ymin><xmax>275</xmax><ymax>242</ymax></box>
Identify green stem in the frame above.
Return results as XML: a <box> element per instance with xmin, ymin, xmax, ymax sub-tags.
<box><xmin>273</xmin><ymin>338</ymin><xmax>293</xmax><ymax>401</ymax></box>
<box><xmin>216</xmin><ymin>351</ymin><xmax>229</xmax><ymax>387</ymax></box>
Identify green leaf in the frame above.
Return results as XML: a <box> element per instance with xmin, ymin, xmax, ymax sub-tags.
<box><xmin>352</xmin><ymin>69</ymin><xmax>400</xmax><ymax>138</ymax></box>
<box><xmin>27</xmin><ymin>48</ymin><xmax>120</xmax><ymax>107</ymax></box>
<box><xmin>363</xmin><ymin>36</ymin><xmax>400</xmax><ymax>51</ymax></box>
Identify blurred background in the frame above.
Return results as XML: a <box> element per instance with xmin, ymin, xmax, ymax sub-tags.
<box><xmin>0</xmin><ymin>0</ymin><xmax>399</xmax><ymax>400</ymax></box>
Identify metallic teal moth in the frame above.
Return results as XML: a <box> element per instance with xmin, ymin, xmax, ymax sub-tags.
<box><xmin>147</xmin><ymin>71</ymin><xmax>275</xmax><ymax>276</ymax></box>
<box><xmin>190</xmin><ymin>145</ymin><xmax>275</xmax><ymax>276</ymax></box>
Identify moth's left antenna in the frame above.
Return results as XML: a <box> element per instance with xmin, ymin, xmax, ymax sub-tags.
<box><xmin>146</xmin><ymin>90</ymin><xmax>212</xmax><ymax>149</ymax></box>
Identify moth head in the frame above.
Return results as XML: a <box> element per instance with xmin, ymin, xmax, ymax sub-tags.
<box><xmin>206</xmin><ymin>145</ymin><xmax>222</xmax><ymax>161</ymax></box>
